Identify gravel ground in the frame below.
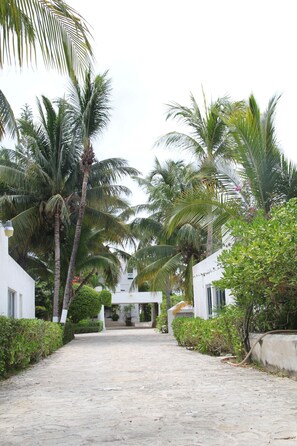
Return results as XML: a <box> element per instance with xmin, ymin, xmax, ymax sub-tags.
<box><xmin>0</xmin><ymin>329</ymin><xmax>297</xmax><ymax>446</ymax></box>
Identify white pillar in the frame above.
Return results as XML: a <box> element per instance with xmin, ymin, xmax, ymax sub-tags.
<box><xmin>98</xmin><ymin>305</ymin><xmax>106</xmax><ymax>330</ymax></box>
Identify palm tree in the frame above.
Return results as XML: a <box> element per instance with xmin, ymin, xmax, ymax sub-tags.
<box><xmin>226</xmin><ymin>94</ymin><xmax>283</xmax><ymax>214</ymax></box>
<box><xmin>131</xmin><ymin>224</ymin><xmax>205</xmax><ymax>306</ymax></box>
<box><xmin>157</xmin><ymin>93</ymin><xmax>234</xmax><ymax>255</ymax></box>
<box><xmin>0</xmin><ymin>0</ymin><xmax>93</xmax><ymax>76</ymax></box>
<box><xmin>61</xmin><ymin>71</ymin><xmax>112</xmax><ymax>321</ymax></box>
<box><xmin>0</xmin><ymin>95</ymin><xmax>139</xmax><ymax>321</ymax></box>
<box><xmin>0</xmin><ymin>97</ymin><xmax>80</xmax><ymax>320</ymax></box>
<box><xmin>136</xmin><ymin>158</ymin><xmax>198</xmax><ymax>223</ymax></box>
<box><xmin>166</xmin><ymin>95</ymin><xmax>294</xmax><ymax>238</ymax></box>
<box><xmin>131</xmin><ymin>158</ymin><xmax>205</xmax><ymax>308</ymax></box>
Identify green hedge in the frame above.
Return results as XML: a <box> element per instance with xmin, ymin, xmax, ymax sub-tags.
<box><xmin>69</xmin><ymin>285</ymin><xmax>102</xmax><ymax>323</ymax></box>
<box><xmin>172</xmin><ymin>306</ymin><xmax>244</xmax><ymax>357</ymax></box>
<box><xmin>74</xmin><ymin>319</ymin><xmax>103</xmax><ymax>334</ymax></box>
<box><xmin>62</xmin><ymin>320</ymin><xmax>75</xmax><ymax>345</ymax></box>
<box><xmin>0</xmin><ymin>316</ymin><xmax>64</xmax><ymax>378</ymax></box>
<box><xmin>99</xmin><ymin>290</ymin><xmax>112</xmax><ymax>306</ymax></box>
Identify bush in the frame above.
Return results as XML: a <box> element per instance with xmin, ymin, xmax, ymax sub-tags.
<box><xmin>111</xmin><ymin>312</ymin><xmax>119</xmax><ymax>321</ymax></box>
<box><xmin>172</xmin><ymin>306</ymin><xmax>244</xmax><ymax>357</ymax></box>
<box><xmin>68</xmin><ymin>285</ymin><xmax>102</xmax><ymax>323</ymax></box>
<box><xmin>0</xmin><ymin>316</ymin><xmax>63</xmax><ymax>378</ymax></box>
<box><xmin>62</xmin><ymin>320</ymin><xmax>75</xmax><ymax>345</ymax></box>
<box><xmin>99</xmin><ymin>290</ymin><xmax>112</xmax><ymax>306</ymax></box>
<box><xmin>74</xmin><ymin>319</ymin><xmax>103</xmax><ymax>334</ymax></box>
<box><xmin>216</xmin><ymin>199</ymin><xmax>297</xmax><ymax>336</ymax></box>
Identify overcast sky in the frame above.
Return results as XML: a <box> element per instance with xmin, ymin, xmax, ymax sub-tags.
<box><xmin>1</xmin><ymin>0</ymin><xmax>296</xmax><ymax>204</ymax></box>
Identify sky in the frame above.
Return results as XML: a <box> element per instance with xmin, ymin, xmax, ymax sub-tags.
<box><xmin>1</xmin><ymin>0</ymin><xmax>297</xmax><ymax>205</ymax></box>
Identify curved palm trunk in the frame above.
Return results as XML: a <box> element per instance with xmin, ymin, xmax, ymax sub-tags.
<box><xmin>184</xmin><ymin>255</ymin><xmax>194</xmax><ymax>304</ymax></box>
<box><xmin>52</xmin><ymin>212</ymin><xmax>61</xmax><ymax>322</ymax></box>
<box><xmin>60</xmin><ymin>144</ymin><xmax>94</xmax><ymax>323</ymax></box>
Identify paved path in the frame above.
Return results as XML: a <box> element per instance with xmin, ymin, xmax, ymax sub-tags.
<box><xmin>0</xmin><ymin>329</ymin><xmax>297</xmax><ymax>446</ymax></box>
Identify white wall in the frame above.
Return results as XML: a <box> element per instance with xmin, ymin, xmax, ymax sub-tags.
<box><xmin>115</xmin><ymin>262</ymin><xmax>137</xmax><ymax>292</ymax></box>
<box><xmin>0</xmin><ymin>228</ymin><xmax>35</xmax><ymax>319</ymax></box>
<box><xmin>250</xmin><ymin>333</ymin><xmax>297</xmax><ymax>377</ymax></box>
<box><xmin>193</xmin><ymin>249</ymin><xmax>234</xmax><ymax>319</ymax></box>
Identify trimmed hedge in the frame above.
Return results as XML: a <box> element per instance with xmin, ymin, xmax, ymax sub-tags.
<box><xmin>69</xmin><ymin>285</ymin><xmax>102</xmax><ymax>323</ymax></box>
<box><xmin>62</xmin><ymin>320</ymin><xmax>75</xmax><ymax>344</ymax></box>
<box><xmin>0</xmin><ymin>316</ymin><xmax>63</xmax><ymax>378</ymax></box>
<box><xmin>74</xmin><ymin>319</ymin><xmax>103</xmax><ymax>334</ymax></box>
<box><xmin>99</xmin><ymin>290</ymin><xmax>112</xmax><ymax>306</ymax></box>
<box><xmin>172</xmin><ymin>306</ymin><xmax>244</xmax><ymax>357</ymax></box>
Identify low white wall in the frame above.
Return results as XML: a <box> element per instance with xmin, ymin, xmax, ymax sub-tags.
<box><xmin>250</xmin><ymin>333</ymin><xmax>297</xmax><ymax>376</ymax></box>
<box><xmin>168</xmin><ymin>301</ymin><xmax>194</xmax><ymax>335</ymax></box>
<box><xmin>0</xmin><ymin>229</ymin><xmax>35</xmax><ymax>319</ymax></box>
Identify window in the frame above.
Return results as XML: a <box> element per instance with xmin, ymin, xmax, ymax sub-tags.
<box><xmin>127</xmin><ymin>268</ymin><xmax>134</xmax><ymax>280</ymax></box>
<box><xmin>8</xmin><ymin>289</ymin><xmax>16</xmax><ymax>318</ymax></box>
<box><xmin>215</xmin><ymin>289</ymin><xmax>226</xmax><ymax>309</ymax></box>
<box><xmin>206</xmin><ymin>286</ymin><xmax>212</xmax><ymax>318</ymax></box>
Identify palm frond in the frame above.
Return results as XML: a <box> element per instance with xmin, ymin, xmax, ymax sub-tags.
<box><xmin>0</xmin><ymin>0</ymin><xmax>93</xmax><ymax>76</ymax></box>
<box><xmin>0</xmin><ymin>90</ymin><xmax>18</xmax><ymax>140</ymax></box>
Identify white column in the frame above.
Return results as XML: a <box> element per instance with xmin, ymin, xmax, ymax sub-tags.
<box><xmin>98</xmin><ymin>305</ymin><xmax>105</xmax><ymax>330</ymax></box>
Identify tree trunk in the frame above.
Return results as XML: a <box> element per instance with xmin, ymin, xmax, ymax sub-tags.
<box><xmin>61</xmin><ymin>144</ymin><xmax>94</xmax><ymax>322</ymax></box>
<box><xmin>165</xmin><ymin>279</ymin><xmax>171</xmax><ymax>312</ymax></box>
<box><xmin>165</xmin><ymin>287</ymin><xmax>171</xmax><ymax>311</ymax></box>
<box><xmin>243</xmin><ymin>304</ymin><xmax>253</xmax><ymax>354</ymax></box>
<box><xmin>52</xmin><ymin>211</ymin><xmax>61</xmax><ymax>322</ymax></box>
<box><xmin>206</xmin><ymin>221</ymin><xmax>213</xmax><ymax>257</ymax></box>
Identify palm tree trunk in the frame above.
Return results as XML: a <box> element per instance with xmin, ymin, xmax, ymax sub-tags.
<box><xmin>184</xmin><ymin>255</ymin><xmax>194</xmax><ymax>304</ymax></box>
<box><xmin>60</xmin><ymin>145</ymin><xmax>94</xmax><ymax>322</ymax></box>
<box><xmin>52</xmin><ymin>211</ymin><xmax>61</xmax><ymax>322</ymax></box>
<box><xmin>206</xmin><ymin>221</ymin><xmax>213</xmax><ymax>257</ymax></box>
<box><xmin>165</xmin><ymin>277</ymin><xmax>171</xmax><ymax>311</ymax></box>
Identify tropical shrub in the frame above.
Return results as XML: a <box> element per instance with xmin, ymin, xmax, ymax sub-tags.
<box><xmin>215</xmin><ymin>199</ymin><xmax>297</xmax><ymax>350</ymax></box>
<box><xmin>172</xmin><ymin>306</ymin><xmax>244</xmax><ymax>357</ymax></box>
<box><xmin>35</xmin><ymin>281</ymin><xmax>53</xmax><ymax>320</ymax></box>
<box><xmin>0</xmin><ymin>316</ymin><xmax>63</xmax><ymax>378</ymax></box>
<box><xmin>68</xmin><ymin>285</ymin><xmax>102</xmax><ymax>323</ymax></box>
<box><xmin>62</xmin><ymin>320</ymin><xmax>75</xmax><ymax>345</ymax></box>
<box><xmin>99</xmin><ymin>290</ymin><xmax>112</xmax><ymax>306</ymax></box>
<box><xmin>74</xmin><ymin>319</ymin><xmax>103</xmax><ymax>334</ymax></box>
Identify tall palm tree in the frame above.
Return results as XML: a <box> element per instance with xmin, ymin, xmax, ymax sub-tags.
<box><xmin>131</xmin><ymin>158</ymin><xmax>206</xmax><ymax>308</ymax></box>
<box><xmin>136</xmin><ymin>158</ymin><xmax>198</xmax><ymax>223</ymax></box>
<box><xmin>166</xmin><ymin>95</ymin><xmax>293</xmax><ymax>238</ymax></box>
<box><xmin>157</xmin><ymin>93</ymin><xmax>234</xmax><ymax>255</ymax></box>
<box><xmin>226</xmin><ymin>94</ymin><xmax>282</xmax><ymax>214</ymax></box>
<box><xmin>0</xmin><ymin>95</ymin><xmax>138</xmax><ymax>321</ymax></box>
<box><xmin>61</xmin><ymin>70</ymin><xmax>112</xmax><ymax>321</ymax></box>
<box><xmin>0</xmin><ymin>0</ymin><xmax>93</xmax><ymax>76</ymax></box>
<box><xmin>0</xmin><ymin>97</ymin><xmax>80</xmax><ymax>320</ymax></box>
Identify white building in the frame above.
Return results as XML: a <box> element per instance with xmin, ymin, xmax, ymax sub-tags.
<box><xmin>0</xmin><ymin>222</ymin><xmax>35</xmax><ymax>318</ymax></box>
<box><xmin>98</xmin><ymin>262</ymin><xmax>162</xmax><ymax>328</ymax></box>
<box><xmin>193</xmin><ymin>248</ymin><xmax>234</xmax><ymax>320</ymax></box>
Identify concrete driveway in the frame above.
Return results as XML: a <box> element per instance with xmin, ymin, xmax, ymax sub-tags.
<box><xmin>0</xmin><ymin>329</ymin><xmax>297</xmax><ymax>446</ymax></box>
